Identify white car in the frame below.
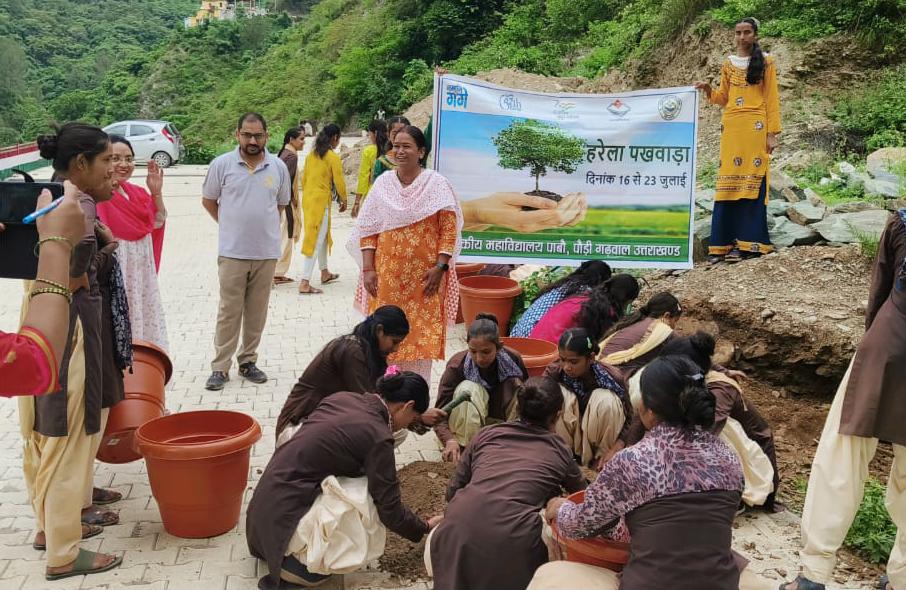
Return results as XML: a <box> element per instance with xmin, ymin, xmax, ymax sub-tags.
<box><xmin>102</xmin><ymin>120</ymin><xmax>184</xmax><ymax>167</ymax></box>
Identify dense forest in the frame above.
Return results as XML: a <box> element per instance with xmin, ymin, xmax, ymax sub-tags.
<box><xmin>1</xmin><ymin>0</ymin><xmax>903</xmax><ymax>162</ymax></box>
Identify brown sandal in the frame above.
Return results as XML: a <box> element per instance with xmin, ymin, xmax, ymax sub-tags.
<box><xmin>33</xmin><ymin>524</ymin><xmax>103</xmax><ymax>550</ymax></box>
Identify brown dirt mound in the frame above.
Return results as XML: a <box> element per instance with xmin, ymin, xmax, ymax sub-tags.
<box><xmin>380</xmin><ymin>461</ymin><xmax>455</xmax><ymax>579</ymax></box>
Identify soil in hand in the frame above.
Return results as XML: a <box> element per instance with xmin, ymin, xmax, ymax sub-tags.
<box><xmin>521</xmin><ymin>189</ymin><xmax>563</xmax><ymax>211</ymax></box>
<box><xmin>380</xmin><ymin>461</ymin><xmax>455</xmax><ymax>579</ymax></box>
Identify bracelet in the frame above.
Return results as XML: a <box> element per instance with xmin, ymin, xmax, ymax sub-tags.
<box><xmin>30</xmin><ymin>286</ymin><xmax>73</xmax><ymax>304</ymax></box>
<box><xmin>35</xmin><ymin>277</ymin><xmax>69</xmax><ymax>291</ymax></box>
<box><xmin>33</xmin><ymin>236</ymin><xmax>73</xmax><ymax>257</ymax></box>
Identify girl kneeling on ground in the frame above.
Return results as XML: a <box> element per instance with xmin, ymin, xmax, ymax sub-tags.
<box><xmin>247</xmin><ymin>370</ymin><xmax>442</xmax><ymax>589</ymax></box>
<box><xmin>434</xmin><ymin>313</ymin><xmax>528</xmax><ymax>463</ymax></box>
<box><xmin>544</xmin><ymin>328</ymin><xmax>633</xmax><ymax>469</ymax></box>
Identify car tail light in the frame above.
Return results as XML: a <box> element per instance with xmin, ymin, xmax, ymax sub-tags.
<box><xmin>161</xmin><ymin>128</ymin><xmax>174</xmax><ymax>143</ymax></box>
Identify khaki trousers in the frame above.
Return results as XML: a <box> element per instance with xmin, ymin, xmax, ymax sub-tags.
<box><xmin>446</xmin><ymin>381</ymin><xmax>518</xmax><ymax>448</ymax></box>
<box><xmin>82</xmin><ymin>408</ymin><xmax>110</xmax><ymax>509</ymax></box>
<box><xmin>212</xmin><ymin>256</ymin><xmax>277</xmax><ymax>373</ymax></box>
<box><xmin>19</xmin><ymin>320</ymin><xmax>94</xmax><ymax>567</ymax></box>
<box><xmin>275</xmin><ymin>216</ymin><xmax>294</xmax><ymax>277</ymax></box>
<box><xmin>527</xmin><ymin>561</ymin><xmax>774</xmax><ymax>590</ymax></box>
<box><xmin>800</xmin><ymin>361</ymin><xmax>906</xmax><ymax>587</ymax></box>
<box><xmin>556</xmin><ymin>386</ymin><xmax>625</xmax><ymax>466</ymax></box>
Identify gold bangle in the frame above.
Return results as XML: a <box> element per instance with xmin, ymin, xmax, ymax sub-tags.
<box><xmin>30</xmin><ymin>286</ymin><xmax>73</xmax><ymax>304</ymax></box>
<box><xmin>35</xmin><ymin>277</ymin><xmax>69</xmax><ymax>291</ymax></box>
<box><xmin>33</xmin><ymin>236</ymin><xmax>73</xmax><ymax>257</ymax></box>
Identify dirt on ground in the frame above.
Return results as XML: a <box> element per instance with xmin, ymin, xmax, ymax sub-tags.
<box><xmin>380</xmin><ymin>461</ymin><xmax>455</xmax><ymax>579</ymax></box>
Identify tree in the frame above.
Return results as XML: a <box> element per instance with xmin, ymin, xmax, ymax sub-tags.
<box><xmin>492</xmin><ymin>119</ymin><xmax>586</xmax><ymax>193</ymax></box>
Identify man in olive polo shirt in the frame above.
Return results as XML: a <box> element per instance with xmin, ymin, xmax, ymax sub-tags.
<box><xmin>202</xmin><ymin>112</ymin><xmax>291</xmax><ymax>390</ymax></box>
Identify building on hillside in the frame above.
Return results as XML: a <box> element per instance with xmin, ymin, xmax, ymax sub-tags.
<box><xmin>184</xmin><ymin>1</ymin><xmax>268</xmax><ymax>28</ymax></box>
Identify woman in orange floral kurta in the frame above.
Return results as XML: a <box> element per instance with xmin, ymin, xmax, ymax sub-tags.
<box><xmin>349</xmin><ymin>126</ymin><xmax>463</xmax><ymax>381</ymax></box>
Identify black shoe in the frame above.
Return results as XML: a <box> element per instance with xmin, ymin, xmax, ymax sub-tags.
<box><xmin>279</xmin><ymin>555</ymin><xmax>331</xmax><ymax>587</ymax></box>
<box><xmin>205</xmin><ymin>371</ymin><xmax>229</xmax><ymax>391</ymax></box>
<box><xmin>239</xmin><ymin>362</ymin><xmax>268</xmax><ymax>384</ymax></box>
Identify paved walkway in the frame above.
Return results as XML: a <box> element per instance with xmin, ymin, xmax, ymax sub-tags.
<box><xmin>0</xmin><ymin>163</ymin><xmax>872</xmax><ymax>589</ymax></box>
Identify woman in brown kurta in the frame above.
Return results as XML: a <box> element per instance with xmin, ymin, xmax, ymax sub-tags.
<box><xmin>428</xmin><ymin>377</ymin><xmax>586</xmax><ymax>590</ymax></box>
<box><xmin>599</xmin><ymin>291</ymin><xmax>683</xmax><ymax>379</ymax></box>
<box><xmin>247</xmin><ymin>372</ymin><xmax>439</xmax><ymax>589</ymax></box>
<box><xmin>434</xmin><ymin>313</ymin><xmax>528</xmax><ymax>463</ymax></box>
<box><xmin>785</xmin><ymin>210</ymin><xmax>906</xmax><ymax>590</ymax></box>
<box><xmin>275</xmin><ymin>305</ymin><xmax>410</xmax><ymax>444</ymax></box>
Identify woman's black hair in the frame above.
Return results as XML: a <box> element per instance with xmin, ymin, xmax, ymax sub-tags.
<box><xmin>559</xmin><ymin>327</ymin><xmax>599</xmax><ymax>356</ymax></box>
<box><xmin>640</xmin><ymin>355</ymin><xmax>715</xmax><ymax>430</ymax></box>
<box><xmin>37</xmin><ymin>123</ymin><xmax>109</xmax><ymax>173</ymax></box>
<box><xmin>467</xmin><ymin>313</ymin><xmax>501</xmax><ymax>347</ymax></box>
<box><xmin>576</xmin><ymin>274</ymin><xmax>640</xmax><ymax>342</ymax></box>
<box><xmin>660</xmin><ymin>331</ymin><xmax>715</xmax><ymax>374</ymax></box>
<box><xmin>351</xmin><ymin>305</ymin><xmax>409</xmax><ymax>382</ymax></box>
<box><xmin>517</xmin><ymin>377</ymin><xmax>564</xmax><ymax>428</ymax></box>
<box><xmin>537</xmin><ymin>260</ymin><xmax>613</xmax><ymax>299</ymax></box>
<box><xmin>281</xmin><ymin>127</ymin><xmax>303</xmax><ymax>147</ymax></box>
<box><xmin>738</xmin><ymin>17</ymin><xmax>765</xmax><ymax>85</ymax></box>
<box><xmin>314</xmin><ymin>123</ymin><xmax>341</xmax><ymax>158</ymax></box>
<box><xmin>376</xmin><ymin>370</ymin><xmax>429</xmax><ymax>413</ymax></box>
<box><xmin>368</xmin><ymin>118</ymin><xmax>390</xmax><ymax>156</ymax></box>
<box><xmin>611</xmin><ymin>291</ymin><xmax>682</xmax><ymax>333</ymax></box>
<box><xmin>395</xmin><ymin>125</ymin><xmax>428</xmax><ymax>167</ymax></box>
<box><xmin>109</xmin><ymin>134</ymin><xmax>135</xmax><ymax>157</ymax></box>
<box><xmin>386</xmin><ymin>115</ymin><xmax>411</xmax><ymax>129</ymax></box>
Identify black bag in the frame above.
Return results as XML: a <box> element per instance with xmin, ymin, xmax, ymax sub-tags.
<box><xmin>0</xmin><ymin>170</ymin><xmax>64</xmax><ymax>280</ymax></box>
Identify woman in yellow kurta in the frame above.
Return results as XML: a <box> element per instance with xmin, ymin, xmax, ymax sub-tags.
<box><xmin>348</xmin><ymin>125</ymin><xmax>463</xmax><ymax>382</ymax></box>
<box><xmin>351</xmin><ymin>119</ymin><xmax>387</xmax><ymax>218</ymax></box>
<box><xmin>299</xmin><ymin>123</ymin><xmax>347</xmax><ymax>294</ymax></box>
<box><xmin>695</xmin><ymin>17</ymin><xmax>781</xmax><ymax>264</ymax></box>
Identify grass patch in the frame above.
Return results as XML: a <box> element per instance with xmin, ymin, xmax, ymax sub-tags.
<box><xmin>847</xmin><ymin>222</ymin><xmax>881</xmax><ymax>260</ymax></box>
<box><xmin>698</xmin><ymin>160</ymin><xmax>717</xmax><ymax>189</ymax></box>
<box><xmin>845</xmin><ymin>478</ymin><xmax>896</xmax><ymax>564</ymax></box>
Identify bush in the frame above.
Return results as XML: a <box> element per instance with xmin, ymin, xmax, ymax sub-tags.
<box><xmin>844</xmin><ymin>478</ymin><xmax>896</xmax><ymax>563</ymax></box>
<box><xmin>832</xmin><ymin>65</ymin><xmax>906</xmax><ymax>153</ymax></box>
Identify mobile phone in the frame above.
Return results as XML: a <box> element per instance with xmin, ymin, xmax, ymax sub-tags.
<box><xmin>0</xmin><ymin>180</ymin><xmax>64</xmax><ymax>279</ymax></box>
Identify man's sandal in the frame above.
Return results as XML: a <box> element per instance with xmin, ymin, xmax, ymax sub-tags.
<box><xmin>779</xmin><ymin>575</ymin><xmax>826</xmax><ymax>590</ymax></box>
<box><xmin>81</xmin><ymin>506</ymin><xmax>119</xmax><ymax>526</ymax></box>
<box><xmin>45</xmin><ymin>548</ymin><xmax>122</xmax><ymax>581</ymax></box>
<box><xmin>33</xmin><ymin>524</ymin><xmax>103</xmax><ymax>550</ymax></box>
<box><xmin>92</xmin><ymin>487</ymin><xmax>122</xmax><ymax>505</ymax></box>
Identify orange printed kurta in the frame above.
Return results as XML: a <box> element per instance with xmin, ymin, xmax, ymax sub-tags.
<box><xmin>361</xmin><ymin>210</ymin><xmax>458</xmax><ymax>361</ymax></box>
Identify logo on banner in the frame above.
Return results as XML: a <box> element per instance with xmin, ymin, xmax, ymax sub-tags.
<box><xmin>498</xmin><ymin>94</ymin><xmax>522</xmax><ymax>111</ymax></box>
<box><xmin>445</xmin><ymin>84</ymin><xmax>469</xmax><ymax>109</ymax></box>
<box><xmin>658</xmin><ymin>95</ymin><xmax>683</xmax><ymax>120</ymax></box>
<box><xmin>607</xmin><ymin>99</ymin><xmax>631</xmax><ymax>117</ymax></box>
<box><xmin>553</xmin><ymin>100</ymin><xmax>578</xmax><ymax>120</ymax></box>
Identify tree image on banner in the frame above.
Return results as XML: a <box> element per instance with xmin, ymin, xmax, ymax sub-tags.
<box><xmin>492</xmin><ymin>119</ymin><xmax>586</xmax><ymax>206</ymax></box>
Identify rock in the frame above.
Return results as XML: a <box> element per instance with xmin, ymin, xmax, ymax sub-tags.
<box><xmin>803</xmin><ymin>315</ymin><xmax>818</xmax><ymax>324</ymax></box>
<box><xmin>761</xmin><ymin>308</ymin><xmax>775</xmax><ymax>320</ymax></box>
<box><xmin>780</xmin><ymin>187</ymin><xmax>801</xmax><ymax>203</ymax></box>
<box><xmin>886</xmin><ymin>198</ymin><xmax>906</xmax><ymax>211</ymax></box>
<box><xmin>812</xmin><ymin>210</ymin><xmax>890</xmax><ymax>243</ymax></box>
<box><xmin>769</xmin><ymin>217</ymin><xmax>820</xmax><ymax>247</ymax></box>
<box><xmin>768</xmin><ymin>170</ymin><xmax>797</xmax><ymax>201</ymax></box>
<box><xmin>804</xmin><ymin>188</ymin><xmax>825</xmax><ymax>207</ymax></box>
<box><xmin>766</xmin><ymin>200</ymin><xmax>790</xmax><ymax>217</ymax></box>
<box><xmin>819</xmin><ymin>177</ymin><xmax>833</xmax><ymax>187</ymax></box>
<box><xmin>692</xmin><ymin>216</ymin><xmax>712</xmax><ymax>262</ymax></box>
<box><xmin>695</xmin><ymin>189</ymin><xmax>715</xmax><ymax>213</ymax></box>
<box><xmin>867</xmin><ymin>147</ymin><xmax>906</xmax><ymax>183</ymax></box>
<box><xmin>865</xmin><ymin>178</ymin><xmax>902</xmax><ymax>198</ymax></box>
<box><xmin>830</xmin><ymin>201</ymin><xmax>880</xmax><ymax>214</ymax></box>
<box><xmin>765</xmin><ymin>215</ymin><xmax>776</xmax><ymax>230</ymax></box>
<box><xmin>838</xmin><ymin>161</ymin><xmax>857</xmax><ymax>176</ymax></box>
<box><xmin>846</xmin><ymin>171</ymin><xmax>869</xmax><ymax>191</ymax></box>
<box><xmin>787</xmin><ymin>201</ymin><xmax>826</xmax><ymax>225</ymax></box>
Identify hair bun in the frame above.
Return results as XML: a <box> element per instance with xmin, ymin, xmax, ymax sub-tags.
<box><xmin>678</xmin><ymin>384</ymin><xmax>716</xmax><ymax>429</ymax></box>
<box><xmin>689</xmin><ymin>331</ymin><xmax>716</xmax><ymax>357</ymax></box>
<box><xmin>475</xmin><ymin>312</ymin><xmax>499</xmax><ymax>326</ymax></box>
<box><xmin>36</xmin><ymin>134</ymin><xmax>59</xmax><ymax>160</ymax></box>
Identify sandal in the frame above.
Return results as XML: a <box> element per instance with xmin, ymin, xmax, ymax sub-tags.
<box><xmin>320</xmin><ymin>272</ymin><xmax>339</xmax><ymax>285</ymax></box>
<box><xmin>878</xmin><ymin>575</ymin><xmax>892</xmax><ymax>590</ymax></box>
<box><xmin>298</xmin><ymin>285</ymin><xmax>323</xmax><ymax>295</ymax></box>
<box><xmin>273</xmin><ymin>276</ymin><xmax>293</xmax><ymax>285</ymax></box>
<box><xmin>779</xmin><ymin>575</ymin><xmax>826</xmax><ymax>590</ymax></box>
<box><xmin>81</xmin><ymin>506</ymin><xmax>119</xmax><ymax>527</ymax></box>
<box><xmin>724</xmin><ymin>248</ymin><xmax>743</xmax><ymax>263</ymax></box>
<box><xmin>33</xmin><ymin>524</ymin><xmax>103</xmax><ymax>550</ymax></box>
<box><xmin>45</xmin><ymin>548</ymin><xmax>122</xmax><ymax>581</ymax></box>
<box><xmin>92</xmin><ymin>487</ymin><xmax>122</xmax><ymax>506</ymax></box>
<box><xmin>707</xmin><ymin>255</ymin><xmax>724</xmax><ymax>265</ymax></box>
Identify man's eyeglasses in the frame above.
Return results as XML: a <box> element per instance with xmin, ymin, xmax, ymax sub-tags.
<box><xmin>239</xmin><ymin>132</ymin><xmax>267</xmax><ymax>142</ymax></box>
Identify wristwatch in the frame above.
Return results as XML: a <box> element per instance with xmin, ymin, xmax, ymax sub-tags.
<box><xmin>436</xmin><ymin>262</ymin><xmax>450</xmax><ymax>272</ymax></box>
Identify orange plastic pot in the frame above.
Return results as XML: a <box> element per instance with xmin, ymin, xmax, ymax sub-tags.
<box><xmin>458</xmin><ymin>275</ymin><xmax>522</xmax><ymax>335</ymax></box>
<box><xmin>454</xmin><ymin>263</ymin><xmax>486</xmax><ymax>324</ymax></box>
<box><xmin>500</xmin><ymin>337</ymin><xmax>559</xmax><ymax>377</ymax></box>
<box><xmin>98</xmin><ymin>340</ymin><xmax>173</xmax><ymax>464</ymax></box>
<box><xmin>552</xmin><ymin>490</ymin><xmax>630</xmax><ymax>571</ymax></box>
<box><xmin>136</xmin><ymin>410</ymin><xmax>262</xmax><ymax>538</ymax></box>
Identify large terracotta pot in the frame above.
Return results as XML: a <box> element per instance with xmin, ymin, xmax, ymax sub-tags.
<box><xmin>458</xmin><ymin>275</ymin><xmax>522</xmax><ymax>334</ymax></box>
<box><xmin>454</xmin><ymin>263</ymin><xmax>486</xmax><ymax>324</ymax></box>
<box><xmin>552</xmin><ymin>490</ymin><xmax>630</xmax><ymax>571</ymax></box>
<box><xmin>136</xmin><ymin>410</ymin><xmax>262</xmax><ymax>538</ymax></box>
<box><xmin>97</xmin><ymin>340</ymin><xmax>172</xmax><ymax>464</ymax></box>
<box><xmin>500</xmin><ymin>337</ymin><xmax>559</xmax><ymax>377</ymax></box>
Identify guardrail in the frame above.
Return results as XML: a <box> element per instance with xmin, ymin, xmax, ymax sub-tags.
<box><xmin>0</xmin><ymin>142</ymin><xmax>39</xmax><ymax>160</ymax></box>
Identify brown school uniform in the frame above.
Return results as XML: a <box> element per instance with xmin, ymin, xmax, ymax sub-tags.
<box><xmin>434</xmin><ymin>347</ymin><xmax>528</xmax><ymax>446</ymax></box>
<box><xmin>602</xmin><ymin>317</ymin><xmax>674</xmax><ymax>379</ymax></box>
<box><xmin>247</xmin><ymin>392</ymin><xmax>428</xmax><ymax>589</ymax></box>
<box><xmin>430</xmin><ymin>421</ymin><xmax>586</xmax><ymax>590</ymax></box>
<box><xmin>276</xmin><ymin>335</ymin><xmax>375</xmax><ymax>440</ymax></box>
<box><xmin>841</xmin><ymin>211</ymin><xmax>906</xmax><ymax>445</ymax></box>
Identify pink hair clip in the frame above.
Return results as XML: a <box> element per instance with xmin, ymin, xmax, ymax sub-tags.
<box><xmin>385</xmin><ymin>365</ymin><xmax>401</xmax><ymax>377</ymax></box>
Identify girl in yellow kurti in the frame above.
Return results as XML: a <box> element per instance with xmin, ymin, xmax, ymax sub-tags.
<box><xmin>299</xmin><ymin>123</ymin><xmax>347</xmax><ymax>294</ymax></box>
<box><xmin>351</xmin><ymin>119</ymin><xmax>387</xmax><ymax>218</ymax></box>
<box><xmin>349</xmin><ymin>125</ymin><xmax>463</xmax><ymax>382</ymax></box>
<box><xmin>695</xmin><ymin>17</ymin><xmax>781</xmax><ymax>264</ymax></box>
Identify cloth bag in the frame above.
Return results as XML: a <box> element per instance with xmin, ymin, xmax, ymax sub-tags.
<box><xmin>285</xmin><ymin>475</ymin><xmax>386</xmax><ymax>575</ymax></box>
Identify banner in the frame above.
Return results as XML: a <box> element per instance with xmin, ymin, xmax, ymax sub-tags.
<box><xmin>431</xmin><ymin>74</ymin><xmax>698</xmax><ymax>269</ymax></box>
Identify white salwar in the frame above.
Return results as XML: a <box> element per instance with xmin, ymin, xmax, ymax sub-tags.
<box><xmin>115</xmin><ymin>234</ymin><xmax>169</xmax><ymax>351</ymax></box>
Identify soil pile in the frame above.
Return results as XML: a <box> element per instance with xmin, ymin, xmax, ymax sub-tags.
<box><xmin>380</xmin><ymin>461</ymin><xmax>455</xmax><ymax>579</ymax></box>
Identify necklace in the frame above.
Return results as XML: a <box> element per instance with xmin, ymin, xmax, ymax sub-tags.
<box><xmin>396</xmin><ymin>168</ymin><xmax>420</xmax><ymax>187</ymax></box>
<box><xmin>375</xmin><ymin>395</ymin><xmax>394</xmax><ymax>431</ymax></box>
